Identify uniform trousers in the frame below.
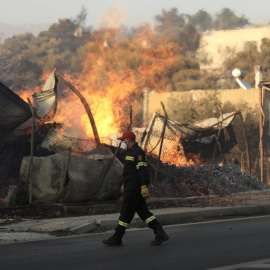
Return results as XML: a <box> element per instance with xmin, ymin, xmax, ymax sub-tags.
<box><xmin>118</xmin><ymin>190</ymin><xmax>158</xmax><ymax>229</ymax></box>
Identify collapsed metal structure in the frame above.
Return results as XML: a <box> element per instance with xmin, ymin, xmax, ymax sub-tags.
<box><xmin>0</xmin><ymin>71</ymin><xmax>123</xmax><ymax>207</ymax></box>
<box><xmin>135</xmin><ymin>111</ymin><xmax>250</xmax><ymax>173</ymax></box>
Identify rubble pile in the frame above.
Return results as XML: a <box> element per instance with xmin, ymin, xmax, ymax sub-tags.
<box><xmin>146</xmin><ymin>155</ymin><xmax>269</xmax><ymax>198</ymax></box>
<box><xmin>111</xmin><ymin>146</ymin><xmax>269</xmax><ymax>198</ymax></box>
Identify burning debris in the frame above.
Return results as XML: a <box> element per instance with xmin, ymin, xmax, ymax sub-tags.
<box><xmin>0</xmin><ymin>69</ymin><xmax>267</xmax><ymax>209</ymax></box>
<box><xmin>110</xmin><ymin>147</ymin><xmax>269</xmax><ymax>198</ymax></box>
<box><xmin>0</xmin><ymin>73</ymin><xmax>124</xmax><ymax>207</ymax></box>
<box><xmin>146</xmin><ymin>156</ymin><xmax>268</xmax><ymax>198</ymax></box>
<box><xmin>131</xmin><ymin>111</ymin><xmax>262</xmax><ymax>197</ymax></box>
<box><xmin>139</xmin><ymin>111</ymin><xmax>250</xmax><ymax>172</ymax></box>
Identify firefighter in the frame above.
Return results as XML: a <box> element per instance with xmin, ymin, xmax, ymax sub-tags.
<box><xmin>102</xmin><ymin>130</ymin><xmax>169</xmax><ymax>246</ymax></box>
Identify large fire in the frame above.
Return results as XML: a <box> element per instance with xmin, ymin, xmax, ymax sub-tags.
<box><xmin>17</xmin><ymin>25</ymin><xmax>199</xmax><ymax>166</ymax></box>
<box><xmin>19</xmin><ymin>26</ymin><xmax>182</xmax><ymax>139</ymax></box>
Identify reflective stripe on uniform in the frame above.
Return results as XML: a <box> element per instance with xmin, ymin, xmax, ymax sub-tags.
<box><xmin>125</xmin><ymin>156</ymin><xmax>134</xmax><ymax>161</ymax></box>
<box><xmin>145</xmin><ymin>215</ymin><xmax>156</xmax><ymax>224</ymax></box>
<box><xmin>119</xmin><ymin>220</ymin><xmax>129</xmax><ymax>227</ymax></box>
<box><xmin>136</xmin><ymin>162</ymin><xmax>147</xmax><ymax>169</ymax></box>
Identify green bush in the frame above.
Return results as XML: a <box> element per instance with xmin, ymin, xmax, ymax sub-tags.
<box><xmin>167</xmin><ymin>91</ymin><xmax>221</xmax><ymax>124</ymax></box>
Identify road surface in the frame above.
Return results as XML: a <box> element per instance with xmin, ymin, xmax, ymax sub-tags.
<box><xmin>1</xmin><ymin>215</ymin><xmax>270</xmax><ymax>269</ymax></box>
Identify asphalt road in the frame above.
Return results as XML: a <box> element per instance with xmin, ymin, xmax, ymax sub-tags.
<box><xmin>1</xmin><ymin>216</ymin><xmax>270</xmax><ymax>270</ymax></box>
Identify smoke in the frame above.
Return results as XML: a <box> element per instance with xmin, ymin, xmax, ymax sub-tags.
<box><xmin>97</xmin><ymin>1</ymin><xmax>127</xmax><ymax>28</ymax></box>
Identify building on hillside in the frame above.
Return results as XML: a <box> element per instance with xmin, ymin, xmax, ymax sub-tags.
<box><xmin>197</xmin><ymin>25</ymin><xmax>270</xmax><ymax>70</ymax></box>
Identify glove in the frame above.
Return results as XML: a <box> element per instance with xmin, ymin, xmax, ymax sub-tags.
<box><xmin>141</xmin><ymin>185</ymin><xmax>151</xmax><ymax>198</ymax></box>
<box><xmin>121</xmin><ymin>184</ymin><xmax>124</xmax><ymax>195</ymax></box>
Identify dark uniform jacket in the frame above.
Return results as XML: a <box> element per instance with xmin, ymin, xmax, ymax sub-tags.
<box><xmin>123</xmin><ymin>142</ymin><xmax>150</xmax><ymax>192</ymax></box>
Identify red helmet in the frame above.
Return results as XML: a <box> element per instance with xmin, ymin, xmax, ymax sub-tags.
<box><xmin>117</xmin><ymin>130</ymin><xmax>136</xmax><ymax>140</ymax></box>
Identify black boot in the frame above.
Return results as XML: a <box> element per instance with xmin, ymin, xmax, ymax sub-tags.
<box><xmin>102</xmin><ymin>226</ymin><xmax>125</xmax><ymax>246</ymax></box>
<box><xmin>151</xmin><ymin>224</ymin><xmax>169</xmax><ymax>246</ymax></box>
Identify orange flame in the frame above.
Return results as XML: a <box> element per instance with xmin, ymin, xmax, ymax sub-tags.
<box><xmin>17</xmin><ymin>26</ymin><xmax>183</xmax><ymax>144</ymax></box>
<box><xmin>161</xmin><ymin>140</ymin><xmax>204</xmax><ymax>166</ymax></box>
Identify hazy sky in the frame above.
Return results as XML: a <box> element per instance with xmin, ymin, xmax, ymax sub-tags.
<box><xmin>0</xmin><ymin>0</ymin><xmax>269</xmax><ymax>27</ymax></box>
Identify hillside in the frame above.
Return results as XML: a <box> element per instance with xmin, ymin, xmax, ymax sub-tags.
<box><xmin>0</xmin><ymin>21</ymin><xmax>49</xmax><ymax>41</ymax></box>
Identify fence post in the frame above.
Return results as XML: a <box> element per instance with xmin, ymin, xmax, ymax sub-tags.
<box><xmin>154</xmin><ymin>102</ymin><xmax>168</xmax><ymax>184</ymax></box>
<box><xmin>206</xmin><ymin>107</ymin><xmax>223</xmax><ymax>194</ymax></box>
<box><xmin>238</xmin><ymin>112</ymin><xmax>251</xmax><ymax>174</ymax></box>
<box><xmin>267</xmin><ymin>158</ymin><xmax>270</xmax><ymax>185</ymax></box>
<box><xmin>27</xmin><ymin>98</ymin><xmax>35</xmax><ymax>205</ymax></box>
<box><xmin>259</xmin><ymin>84</ymin><xmax>264</xmax><ymax>182</ymax></box>
<box><xmin>142</xmin><ymin>112</ymin><xmax>157</xmax><ymax>151</ymax></box>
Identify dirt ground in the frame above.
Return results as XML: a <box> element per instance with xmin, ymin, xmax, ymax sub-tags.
<box><xmin>1</xmin><ymin>190</ymin><xmax>270</xmax><ymax>220</ymax></box>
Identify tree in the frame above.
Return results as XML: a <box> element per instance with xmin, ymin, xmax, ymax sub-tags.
<box><xmin>222</xmin><ymin>37</ymin><xmax>270</xmax><ymax>89</ymax></box>
<box><xmin>0</xmin><ymin>9</ymin><xmax>93</xmax><ymax>91</ymax></box>
<box><xmin>178</xmin><ymin>24</ymin><xmax>201</xmax><ymax>54</ymax></box>
<box><xmin>154</xmin><ymin>8</ymin><xmax>186</xmax><ymax>31</ymax></box>
<box><xmin>167</xmin><ymin>91</ymin><xmax>221</xmax><ymax>124</ymax></box>
<box><xmin>153</xmin><ymin>8</ymin><xmax>218</xmax><ymax>91</ymax></box>
<box><xmin>188</xmin><ymin>9</ymin><xmax>213</xmax><ymax>32</ymax></box>
<box><xmin>0</xmin><ymin>33</ymin><xmax>44</xmax><ymax>90</ymax></box>
<box><xmin>213</xmin><ymin>8</ymin><xmax>250</xmax><ymax>30</ymax></box>
<box><xmin>223</xmin><ymin>42</ymin><xmax>261</xmax><ymax>87</ymax></box>
<box><xmin>259</xmin><ymin>38</ymin><xmax>270</xmax><ymax>70</ymax></box>
<box><xmin>154</xmin><ymin>8</ymin><xmax>201</xmax><ymax>55</ymax></box>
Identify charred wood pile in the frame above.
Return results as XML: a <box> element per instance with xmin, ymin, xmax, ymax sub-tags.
<box><xmin>147</xmin><ymin>156</ymin><xmax>268</xmax><ymax>197</ymax></box>
<box><xmin>111</xmin><ymin>147</ymin><xmax>269</xmax><ymax>198</ymax></box>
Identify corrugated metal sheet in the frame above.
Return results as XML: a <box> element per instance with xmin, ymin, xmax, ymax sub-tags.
<box><xmin>32</xmin><ymin>71</ymin><xmax>58</xmax><ymax>119</ymax></box>
<box><xmin>149</xmin><ymin>112</ymin><xmax>237</xmax><ymax>142</ymax></box>
<box><xmin>0</xmin><ymin>71</ymin><xmax>58</xmax><ymax>144</ymax></box>
<box><xmin>192</xmin><ymin>112</ymin><xmax>236</xmax><ymax>129</ymax></box>
<box><xmin>0</xmin><ymin>82</ymin><xmax>32</xmax><ymax>144</ymax></box>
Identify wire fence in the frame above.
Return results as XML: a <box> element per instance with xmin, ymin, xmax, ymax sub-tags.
<box><xmin>0</xmin><ymin>109</ymin><xmax>258</xmax><ymax>208</ymax></box>
<box><xmin>0</xmin><ymin>123</ymin><xmax>123</xmax><ymax>208</ymax></box>
<box><xmin>139</xmin><ymin>111</ymin><xmax>251</xmax><ymax>175</ymax></box>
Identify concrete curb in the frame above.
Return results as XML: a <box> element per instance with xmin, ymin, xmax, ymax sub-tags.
<box><xmin>74</xmin><ymin>205</ymin><xmax>270</xmax><ymax>233</ymax></box>
<box><xmin>2</xmin><ymin>204</ymin><xmax>270</xmax><ymax>238</ymax></box>
<box><xmin>2</xmin><ymin>199</ymin><xmax>270</xmax><ymax>244</ymax></box>
<box><xmin>70</xmin><ymin>221</ymin><xmax>98</xmax><ymax>234</ymax></box>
